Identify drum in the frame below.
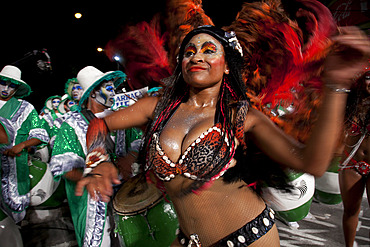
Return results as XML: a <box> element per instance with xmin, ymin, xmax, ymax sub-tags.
<box><xmin>29</xmin><ymin>159</ymin><xmax>66</xmax><ymax>207</ymax></box>
<box><xmin>113</xmin><ymin>174</ymin><xmax>179</xmax><ymax>247</ymax></box>
<box><xmin>0</xmin><ymin>216</ymin><xmax>23</xmax><ymax>247</ymax></box>
<box><xmin>262</xmin><ymin>171</ymin><xmax>315</xmax><ymax>222</ymax></box>
<box><xmin>314</xmin><ymin>157</ymin><xmax>342</xmax><ymax>205</ymax></box>
<box><xmin>33</xmin><ymin>145</ymin><xmax>50</xmax><ymax>163</ymax></box>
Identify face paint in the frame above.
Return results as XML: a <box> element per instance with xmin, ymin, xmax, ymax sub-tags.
<box><xmin>200</xmin><ymin>41</ymin><xmax>217</xmax><ymax>54</ymax></box>
<box><xmin>52</xmin><ymin>98</ymin><xmax>61</xmax><ymax>109</ymax></box>
<box><xmin>182</xmin><ymin>33</ymin><xmax>227</xmax><ymax>88</ymax></box>
<box><xmin>72</xmin><ymin>84</ymin><xmax>84</xmax><ymax>101</ymax></box>
<box><xmin>94</xmin><ymin>81</ymin><xmax>115</xmax><ymax>107</ymax></box>
<box><xmin>0</xmin><ymin>80</ymin><xmax>18</xmax><ymax>100</ymax></box>
<box><xmin>67</xmin><ymin>100</ymin><xmax>76</xmax><ymax>107</ymax></box>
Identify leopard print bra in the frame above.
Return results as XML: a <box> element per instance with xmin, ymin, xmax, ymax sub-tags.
<box><xmin>147</xmin><ymin>101</ymin><xmax>249</xmax><ymax>182</ymax></box>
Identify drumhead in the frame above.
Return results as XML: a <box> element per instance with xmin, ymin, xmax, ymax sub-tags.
<box><xmin>113</xmin><ymin>174</ymin><xmax>163</xmax><ymax>216</ymax></box>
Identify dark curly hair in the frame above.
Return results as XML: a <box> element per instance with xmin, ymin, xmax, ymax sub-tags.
<box><xmin>345</xmin><ymin>71</ymin><xmax>370</xmax><ymax>132</ymax></box>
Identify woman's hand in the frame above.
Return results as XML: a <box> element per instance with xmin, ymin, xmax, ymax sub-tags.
<box><xmin>322</xmin><ymin>26</ymin><xmax>370</xmax><ymax>88</ymax></box>
<box><xmin>75</xmin><ymin>162</ymin><xmax>121</xmax><ymax>202</ymax></box>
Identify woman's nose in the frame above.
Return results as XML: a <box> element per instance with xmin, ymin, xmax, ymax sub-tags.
<box><xmin>191</xmin><ymin>52</ymin><xmax>204</xmax><ymax>63</ymax></box>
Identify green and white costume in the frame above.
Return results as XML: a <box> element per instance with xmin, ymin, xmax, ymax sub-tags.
<box><xmin>50</xmin><ymin>110</ymin><xmax>142</xmax><ymax>246</ymax></box>
<box><xmin>0</xmin><ymin>97</ymin><xmax>49</xmax><ymax>222</ymax></box>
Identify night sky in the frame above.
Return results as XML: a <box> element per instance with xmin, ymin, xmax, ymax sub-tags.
<box><xmin>1</xmin><ymin>1</ymin><xmax>249</xmax><ymax>111</ymax></box>
<box><xmin>1</xmin><ymin>0</ymin><xmax>339</xmax><ymax>111</ymax></box>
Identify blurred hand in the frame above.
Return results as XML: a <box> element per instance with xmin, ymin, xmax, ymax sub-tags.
<box><xmin>3</xmin><ymin>143</ymin><xmax>25</xmax><ymax>157</ymax></box>
<box><xmin>322</xmin><ymin>26</ymin><xmax>370</xmax><ymax>88</ymax></box>
<box><xmin>75</xmin><ymin>162</ymin><xmax>121</xmax><ymax>202</ymax></box>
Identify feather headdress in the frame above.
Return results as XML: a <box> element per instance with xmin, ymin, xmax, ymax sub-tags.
<box><xmin>105</xmin><ymin>16</ymin><xmax>172</xmax><ymax>90</ymax></box>
<box><xmin>165</xmin><ymin>0</ymin><xmax>214</xmax><ymax>69</ymax></box>
<box><xmin>226</xmin><ymin>0</ymin><xmax>336</xmax><ymax>142</ymax></box>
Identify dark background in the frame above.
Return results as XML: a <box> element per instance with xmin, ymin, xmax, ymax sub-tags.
<box><xmin>0</xmin><ymin>0</ymin><xmax>361</xmax><ymax>111</ymax></box>
<box><xmin>1</xmin><ymin>1</ymin><xmax>249</xmax><ymax>111</ymax></box>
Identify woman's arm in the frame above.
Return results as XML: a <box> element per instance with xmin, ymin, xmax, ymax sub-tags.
<box><xmin>75</xmin><ymin>96</ymin><xmax>159</xmax><ymax>201</ymax></box>
<box><xmin>104</xmin><ymin>96</ymin><xmax>159</xmax><ymax>131</ymax></box>
<box><xmin>246</xmin><ymin>27</ymin><xmax>370</xmax><ymax>177</ymax></box>
<box><xmin>247</xmin><ymin>88</ymin><xmax>347</xmax><ymax>176</ymax></box>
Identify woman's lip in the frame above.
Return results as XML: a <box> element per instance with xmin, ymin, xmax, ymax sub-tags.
<box><xmin>188</xmin><ymin>67</ymin><xmax>206</xmax><ymax>72</ymax></box>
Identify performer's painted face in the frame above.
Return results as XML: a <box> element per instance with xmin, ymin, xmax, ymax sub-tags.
<box><xmin>72</xmin><ymin>84</ymin><xmax>84</xmax><ymax>101</ymax></box>
<box><xmin>94</xmin><ymin>81</ymin><xmax>115</xmax><ymax>107</ymax></box>
<box><xmin>52</xmin><ymin>98</ymin><xmax>61</xmax><ymax>110</ymax></box>
<box><xmin>65</xmin><ymin>100</ymin><xmax>76</xmax><ymax>111</ymax></box>
<box><xmin>182</xmin><ymin>33</ymin><xmax>227</xmax><ymax>89</ymax></box>
<box><xmin>0</xmin><ymin>80</ymin><xmax>18</xmax><ymax>100</ymax></box>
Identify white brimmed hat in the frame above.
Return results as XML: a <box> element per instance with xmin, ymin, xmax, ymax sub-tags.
<box><xmin>0</xmin><ymin>65</ymin><xmax>31</xmax><ymax>98</ymax></box>
<box><xmin>77</xmin><ymin>66</ymin><xmax>126</xmax><ymax>105</ymax></box>
<box><xmin>45</xmin><ymin>95</ymin><xmax>61</xmax><ymax>111</ymax></box>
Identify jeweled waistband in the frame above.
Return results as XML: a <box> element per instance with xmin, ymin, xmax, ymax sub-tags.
<box><xmin>177</xmin><ymin>205</ymin><xmax>275</xmax><ymax>246</ymax></box>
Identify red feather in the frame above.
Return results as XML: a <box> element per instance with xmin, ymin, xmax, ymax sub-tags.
<box><xmin>227</xmin><ymin>0</ymin><xmax>336</xmax><ymax>142</ymax></box>
<box><xmin>165</xmin><ymin>0</ymin><xmax>214</xmax><ymax>69</ymax></box>
<box><xmin>105</xmin><ymin>16</ymin><xmax>172</xmax><ymax>90</ymax></box>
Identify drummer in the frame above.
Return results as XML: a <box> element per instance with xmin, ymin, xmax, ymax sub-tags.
<box><xmin>0</xmin><ymin>65</ymin><xmax>49</xmax><ymax>246</ymax></box>
<box><xmin>49</xmin><ymin>66</ymin><xmax>143</xmax><ymax>246</ymax></box>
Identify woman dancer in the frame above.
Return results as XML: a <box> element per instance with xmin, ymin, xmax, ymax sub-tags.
<box><xmin>76</xmin><ymin>26</ymin><xmax>369</xmax><ymax>246</ymax></box>
<box><xmin>339</xmin><ymin>69</ymin><xmax>370</xmax><ymax>247</ymax></box>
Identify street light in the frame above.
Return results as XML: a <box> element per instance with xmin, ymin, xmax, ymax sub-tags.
<box><xmin>75</xmin><ymin>13</ymin><xmax>82</xmax><ymax>19</ymax></box>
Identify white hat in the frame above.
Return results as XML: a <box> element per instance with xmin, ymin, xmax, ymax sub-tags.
<box><xmin>77</xmin><ymin>66</ymin><xmax>126</xmax><ymax>105</ymax></box>
<box><xmin>45</xmin><ymin>95</ymin><xmax>61</xmax><ymax>111</ymax></box>
<box><xmin>0</xmin><ymin>65</ymin><xmax>31</xmax><ymax>98</ymax></box>
<box><xmin>58</xmin><ymin>94</ymin><xmax>71</xmax><ymax>114</ymax></box>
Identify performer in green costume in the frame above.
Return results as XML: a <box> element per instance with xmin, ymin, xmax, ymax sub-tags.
<box><xmin>50</xmin><ymin>66</ymin><xmax>142</xmax><ymax>247</ymax></box>
<box><xmin>0</xmin><ymin>65</ymin><xmax>49</xmax><ymax>246</ymax></box>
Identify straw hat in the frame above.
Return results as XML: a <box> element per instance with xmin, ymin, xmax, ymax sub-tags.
<box><xmin>0</xmin><ymin>65</ymin><xmax>31</xmax><ymax>98</ymax></box>
<box><xmin>76</xmin><ymin>66</ymin><xmax>126</xmax><ymax>105</ymax></box>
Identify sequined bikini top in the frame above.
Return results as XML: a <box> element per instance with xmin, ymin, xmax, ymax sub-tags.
<box><xmin>147</xmin><ymin>101</ymin><xmax>249</xmax><ymax>182</ymax></box>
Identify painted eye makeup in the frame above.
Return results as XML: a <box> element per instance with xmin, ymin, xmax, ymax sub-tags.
<box><xmin>105</xmin><ymin>85</ymin><xmax>114</xmax><ymax>92</ymax></box>
<box><xmin>200</xmin><ymin>41</ymin><xmax>217</xmax><ymax>54</ymax></box>
<box><xmin>9</xmin><ymin>83</ymin><xmax>17</xmax><ymax>89</ymax></box>
<box><xmin>184</xmin><ymin>45</ymin><xmax>197</xmax><ymax>57</ymax></box>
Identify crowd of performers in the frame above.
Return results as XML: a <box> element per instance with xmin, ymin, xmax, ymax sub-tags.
<box><xmin>0</xmin><ymin>0</ymin><xmax>370</xmax><ymax>246</ymax></box>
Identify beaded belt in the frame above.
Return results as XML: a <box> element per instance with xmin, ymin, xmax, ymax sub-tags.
<box><xmin>177</xmin><ymin>205</ymin><xmax>275</xmax><ymax>247</ymax></box>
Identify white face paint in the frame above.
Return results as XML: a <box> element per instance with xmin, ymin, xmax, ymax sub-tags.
<box><xmin>93</xmin><ymin>81</ymin><xmax>115</xmax><ymax>107</ymax></box>
<box><xmin>71</xmin><ymin>83</ymin><xmax>84</xmax><ymax>101</ymax></box>
<box><xmin>67</xmin><ymin>100</ymin><xmax>76</xmax><ymax>108</ymax></box>
<box><xmin>52</xmin><ymin>98</ymin><xmax>61</xmax><ymax>110</ymax></box>
<box><xmin>0</xmin><ymin>80</ymin><xmax>18</xmax><ymax>100</ymax></box>
<box><xmin>64</xmin><ymin>100</ymin><xmax>76</xmax><ymax>111</ymax></box>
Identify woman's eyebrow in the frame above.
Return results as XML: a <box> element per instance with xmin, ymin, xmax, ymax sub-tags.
<box><xmin>185</xmin><ymin>43</ymin><xmax>196</xmax><ymax>49</ymax></box>
<box><xmin>201</xmin><ymin>41</ymin><xmax>218</xmax><ymax>49</ymax></box>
